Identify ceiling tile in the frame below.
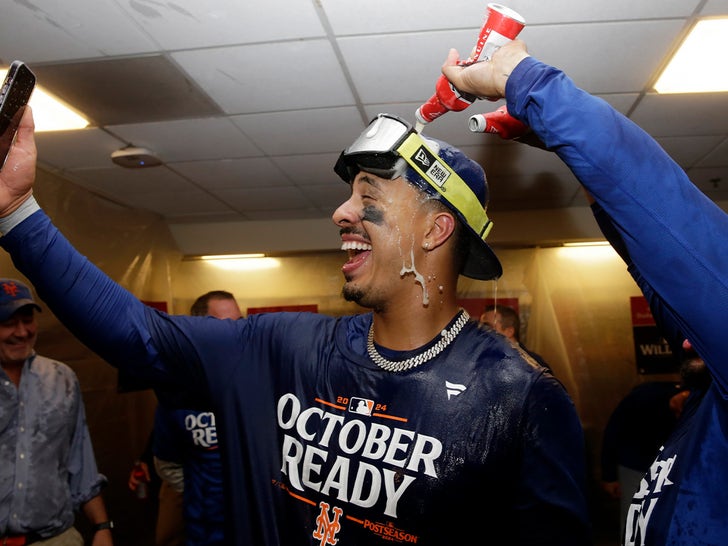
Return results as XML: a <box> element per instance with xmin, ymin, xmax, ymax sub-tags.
<box><xmin>322</xmin><ymin>0</ymin><xmax>491</xmax><ymax>34</ymax></box>
<box><xmin>695</xmin><ymin>139</ymin><xmax>728</xmax><ymax>168</ymax></box>
<box><xmin>656</xmin><ymin>136</ymin><xmax>727</xmax><ymax>168</ymax></box>
<box><xmin>107</xmin><ymin>118</ymin><xmax>262</xmax><ymax>161</ymax></box>
<box><xmin>522</xmin><ymin>20</ymin><xmax>686</xmax><ymax>93</ymax></box>
<box><xmin>32</xmin><ymin>56</ymin><xmax>223</xmax><ymax>126</ymax></box>
<box><xmin>231</xmin><ymin>107</ymin><xmax>364</xmax><ymax>155</ymax></box>
<box><xmin>507</xmin><ymin>0</ymin><xmax>701</xmax><ymax>23</ymax></box>
<box><xmin>114</xmin><ymin>0</ymin><xmax>325</xmax><ymax>49</ymax></box>
<box><xmin>0</xmin><ymin>0</ymin><xmax>157</xmax><ymax>62</ymax></box>
<box><xmin>172</xmin><ymin>157</ymin><xmax>290</xmax><ymax>190</ymax></box>
<box><xmin>211</xmin><ymin>185</ymin><xmax>312</xmax><ymax>213</ymax></box>
<box><xmin>339</xmin><ymin>31</ymin><xmax>473</xmax><ymax>105</ymax></box>
<box><xmin>36</xmin><ymin>128</ymin><xmax>127</xmax><ymax>170</ymax></box>
<box><xmin>271</xmin><ymin>153</ymin><xmax>344</xmax><ymax>187</ymax></box>
<box><xmin>173</xmin><ymin>41</ymin><xmax>355</xmax><ymax>114</ymax></box>
<box><xmin>631</xmin><ymin>93</ymin><xmax>728</xmax><ymax>136</ymax></box>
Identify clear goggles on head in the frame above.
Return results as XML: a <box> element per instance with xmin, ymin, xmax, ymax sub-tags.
<box><xmin>334</xmin><ymin>113</ymin><xmax>493</xmax><ymax>242</ymax></box>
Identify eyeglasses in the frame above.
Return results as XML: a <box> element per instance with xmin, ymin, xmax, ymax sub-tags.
<box><xmin>335</xmin><ymin>113</ymin><xmax>493</xmax><ymax>242</ymax></box>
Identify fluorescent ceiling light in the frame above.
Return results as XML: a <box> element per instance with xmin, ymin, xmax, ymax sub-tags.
<box><xmin>193</xmin><ymin>253</ymin><xmax>280</xmax><ymax>271</ymax></box>
<box><xmin>199</xmin><ymin>253</ymin><xmax>266</xmax><ymax>260</ymax></box>
<box><xmin>654</xmin><ymin>18</ymin><xmax>728</xmax><ymax>94</ymax></box>
<box><xmin>0</xmin><ymin>67</ymin><xmax>90</xmax><ymax>132</ymax></box>
<box><xmin>558</xmin><ymin>244</ymin><xmax>616</xmax><ymax>262</ymax></box>
<box><xmin>562</xmin><ymin>241</ymin><xmax>610</xmax><ymax>247</ymax></box>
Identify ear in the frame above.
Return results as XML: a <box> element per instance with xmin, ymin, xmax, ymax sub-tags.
<box><xmin>422</xmin><ymin>210</ymin><xmax>456</xmax><ymax>250</ymax></box>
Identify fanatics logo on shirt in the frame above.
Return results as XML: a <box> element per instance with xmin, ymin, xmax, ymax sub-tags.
<box><xmin>445</xmin><ymin>381</ymin><xmax>467</xmax><ymax>399</ymax></box>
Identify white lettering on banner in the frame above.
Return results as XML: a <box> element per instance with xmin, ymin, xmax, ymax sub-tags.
<box><xmin>277</xmin><ymin>393</ymin><xmax>441</xmax><ymax>518</ymax></box>
<box><xmin>624</xmin><ymin>448</ymin><xmax>676</xmax><ymax>546</ymax></box>
<box><xmin>639</xmin><ymin>343</ymin><xmax>672</xmax><ymax>356</ymax></box>
<box><xmin>185</xmin><ymin>411</ymin><xmax>218</xmax><ymax>448</ymax></box>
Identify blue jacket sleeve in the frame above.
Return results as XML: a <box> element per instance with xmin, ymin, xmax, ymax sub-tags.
<box><xmin>0</xmin><ymin>209</ymin><xmax>208</xmax><ymax>394</ymax></box>
<box><xmin>590</xmin><ymin>202</ymin><xmax>684</xmax><ymax>357</ymax></box>
<box><xmin>507</xmin><ymin>57</ymin><xmax>728</xmax><ymax>397</ymax></box>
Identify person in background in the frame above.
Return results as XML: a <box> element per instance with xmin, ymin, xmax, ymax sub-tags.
<box><xmin>479</xmin><ymin>303</ymin><xmax>551</xmax><ymax>372</ymax></box>
<box><xmin>441</xmin><ymin>38</ymin><xmax>727</xmax><ymax>546</ymax></box>
<box><xmin>153</xmin><ymin>290</ymin><xmax>242</xmax><ymax>546</ymax></box>
<box><xmin>128</xmin><ymin>429</ymin><xmax>184</xmax><ymax>546</ymax></box>
<box><xmin>0</xmin><ymin>106</ymin><xmax>590</xmax><ymax>544</ymax></box>
<box><xmin>0</xmin><ymin>278</ymin><xmax>113</xmax><ymax>546</ymax></box>
<box><xmin>600</xmin><ymin>380</ymin><xmax>686</xmax><ymax>537</ymax></box>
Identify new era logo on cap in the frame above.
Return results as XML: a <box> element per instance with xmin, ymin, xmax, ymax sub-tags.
<box><xmin>410</xmin><ymin>145</ymin><xmax>451</xmax><ymax>188</ymax></box>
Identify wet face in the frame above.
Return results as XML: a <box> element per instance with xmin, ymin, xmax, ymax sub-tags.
<box><xmin>0</xmin><ymin>307</ymin><xmax>38</xmax><ymax>366</ymax></box>
<box><xmin>206</xmin><ymin>298</ymin><xmax>242</xmax><ymax>320</ymax></box>
<box><xmin>332</xmin><ymin>172</ymin><xmax>432</xmax><ymax>312</ymax></box>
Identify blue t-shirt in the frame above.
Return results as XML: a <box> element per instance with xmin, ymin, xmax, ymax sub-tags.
<box><xmin>2</xmin><ymin>211</ymin><xmax>589</xmax><ymax>545</ymax></box>
<box><xmin>154</xmin><ymin>405</ymin><xmax>224</xmax><ymax>545</ymax></box>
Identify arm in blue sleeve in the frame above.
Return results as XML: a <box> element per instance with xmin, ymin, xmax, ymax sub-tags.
<box><xmin>1</xmin><ymin>210</ymin><xmax>153</xmax><ymax>363</ymax></box>
<box><xmin>0</xmin><ymin>209</ymin><xmax>207</xmax><ymax>392</ymax></box>
<box><xmin>591</xmin><ymin>202</ymin><xmax>684</xmax><ymax>356</ymax></box>
<box><xmin>506</xmin><ymin>57</ymin><xmax>728</xmax><ymax>395</ymax></box>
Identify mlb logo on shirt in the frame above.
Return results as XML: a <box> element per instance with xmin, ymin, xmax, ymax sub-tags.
<box><xmin>348</xmin><ymin>397</ymin><xmax>373</xmax><ymax>416</ymax></box>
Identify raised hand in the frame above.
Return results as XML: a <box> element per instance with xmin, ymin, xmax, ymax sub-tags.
<box><xmin>0</xmin><ymin>106</ymin><xmax>37</xmax><ymax>217</ymax></box>
<box><xmin>441</xmin><ymin>40</ymin><xmax>530</xmax><ymax>101</ymax></box>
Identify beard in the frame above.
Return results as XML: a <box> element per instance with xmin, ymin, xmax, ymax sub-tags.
<box><xmin>342</xmin><ymin>282</ymin><xmax>387</xmax><ymax>313</ymax></box>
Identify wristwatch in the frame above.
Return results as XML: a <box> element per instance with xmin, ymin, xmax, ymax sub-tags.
<box><xmin>92</xmin><ymin>521</ymin><xmax>114</xmax><ymax>532</ymax></box>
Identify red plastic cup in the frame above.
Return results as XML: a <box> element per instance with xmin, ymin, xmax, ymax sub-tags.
<box><xmin>415</xmin><ymin>3</ymin><xmax>526</xmax><ymax>126</ymax></box>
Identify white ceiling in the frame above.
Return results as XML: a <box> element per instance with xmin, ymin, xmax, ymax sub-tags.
<box><xmin>2</xmin><ymin>0</ymin><xmax>727</xmax><ymax>255</ymax></box>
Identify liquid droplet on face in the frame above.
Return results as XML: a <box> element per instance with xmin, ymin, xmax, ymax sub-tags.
<box><xmin>401</xmin><ymin>247</ymin><xmax>429</xmax><ymax>306</ymax></box>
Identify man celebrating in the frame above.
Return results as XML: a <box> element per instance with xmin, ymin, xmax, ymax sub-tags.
<box><xmin>0</xmin><ymin>108</ymin><xmax>588</xmax><ymax>544</ymax></box>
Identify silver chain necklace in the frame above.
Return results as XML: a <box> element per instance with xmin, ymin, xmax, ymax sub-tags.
<box><xmin>367</xmin><ymin>310</ymin><xmax>470</xmax><ymax>372</ymax></box>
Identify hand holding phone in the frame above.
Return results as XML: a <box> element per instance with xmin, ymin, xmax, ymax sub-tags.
<box><xmin>0</xmin><ymin>61</ymin><xmax>36</xmax><ymax>171</ymax></box>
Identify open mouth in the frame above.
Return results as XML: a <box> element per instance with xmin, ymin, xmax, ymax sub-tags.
<box><xmin>340</xmin><ymin>239</ymin><xmax>372</xmax><ymax>275</ymax></box>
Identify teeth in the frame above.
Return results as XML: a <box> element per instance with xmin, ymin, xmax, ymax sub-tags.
<box><xmin>341</xmin><ymin>241</ymin><xmax>372</xmax><ymax>251</ymax></box>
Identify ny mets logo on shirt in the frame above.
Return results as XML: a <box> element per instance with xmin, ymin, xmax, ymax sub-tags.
<box><xmin>313</xmin><ymin>501</ymin><xmax>342</xmax><ymax>545</ymax></box>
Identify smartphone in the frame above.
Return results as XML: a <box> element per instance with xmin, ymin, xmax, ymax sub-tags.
<box><xmin>0</xmin><ymin>60</ymin><xmax>36</xmax><ymax>171</ymax></box>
